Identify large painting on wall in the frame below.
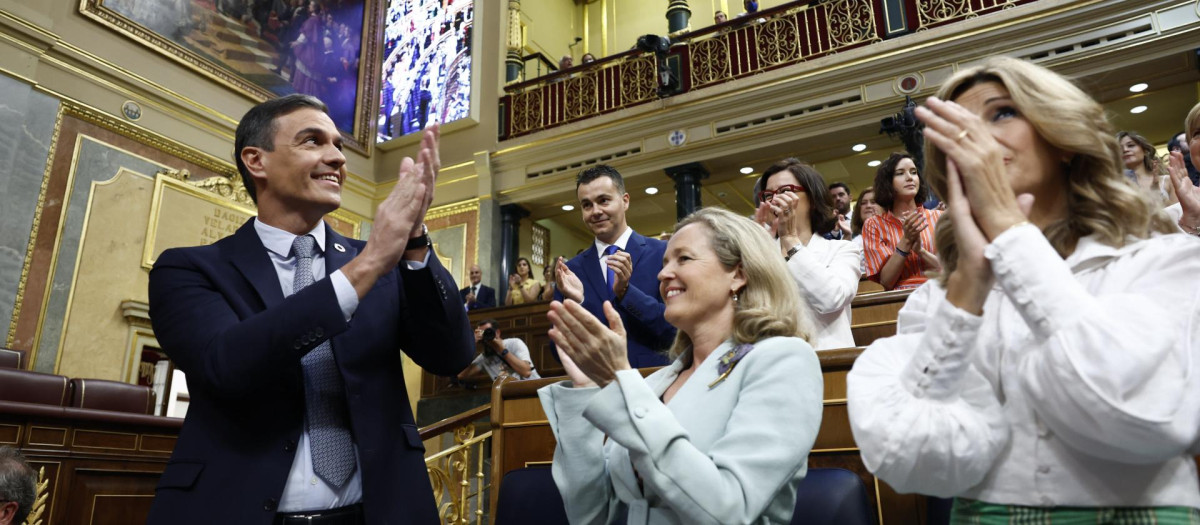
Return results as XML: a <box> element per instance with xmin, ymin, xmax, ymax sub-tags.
<box><xmin>377</xmin><ymin>0</ymin><xmax>473</xmax><ymax>142</ymax></box>
<box><xmin>81</xmin><ymin>0</ymin><xmax>384</xmax><ymax>153</ymax></box>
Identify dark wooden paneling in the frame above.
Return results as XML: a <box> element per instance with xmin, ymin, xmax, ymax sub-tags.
<box><xmin>60</xmin><ymin>465</ymin><xmax>160</xmax><ymax>524</ymax></box>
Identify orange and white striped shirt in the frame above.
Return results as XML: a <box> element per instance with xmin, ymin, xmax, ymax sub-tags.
<box><xmin>862</xmin><ymin>208</ymin><xmax>942</xmax><ymax>290</ymax></box>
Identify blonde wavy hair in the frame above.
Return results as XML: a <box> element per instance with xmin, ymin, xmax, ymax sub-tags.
<box><xmin>666</xmin><ymin>207</ymin><xmax>811</xmax><ymax>361</ymax></box>
<box><xmin>925</xmin><ymin>57</ymin><xmax>1175</xmax><ymax>281</ymax></box>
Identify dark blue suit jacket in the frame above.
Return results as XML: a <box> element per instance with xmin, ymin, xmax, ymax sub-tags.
<box><xmin>460</xmin><ymin>284</ymin><xmax>496</xmax><ymax>310</ymax></box>
<box><xmin>556</xmin><ymin>231</ymin><xmax>675</xmax><ymax>368</ymax></box>
<box><xmin>145</xmin><ymin>219</ymin><xmax>473</xmax><ymax>525</ymax></box>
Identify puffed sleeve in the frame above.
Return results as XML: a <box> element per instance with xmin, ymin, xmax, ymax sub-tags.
<box><xmin>582</xmin><ymin>338</ymin><xmax>823</xmax><ymax>525</ymax></box>
<box><xmin>987</xmin><ymin>225</ymin><xmax>1200</xmax><ymax>464</ymax></box>
<box><xmin>787</xmin><ymin>238</ymin><xmax>862</xmax><ymax>315</ymax></box>
<box><xmin>861</xmin><ymin>216</ymin><xmax>892</xmax><ymax>280</ymax></box>
<box><xmin>847</xmin><ymin>290</ymin><xmax>1010</xmax><ymax>497</ymax></box>
<box><xmin>538</xmin><ymin>382</ymin><xmax>619</xmax><ymax>525</ymax></box>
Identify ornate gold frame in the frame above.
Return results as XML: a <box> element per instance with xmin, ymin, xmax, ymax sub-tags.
<box><xmin>143</xmin><ymin>172</ymin><xmax>259</xmax><ymax>270</ymax></box>
<box><xmin>78</xmin><ymin>0</ymin><xmax>386</xmax><ymax>154</ymax></box>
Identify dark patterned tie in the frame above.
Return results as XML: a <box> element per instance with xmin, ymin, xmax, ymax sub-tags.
<box><xmin>603</xmin><ymin>245</ymin><xmax>619</xmax><ymax>299</ymax></box>
<box><xmin>292</xmin><ymin>234</ymin><xmax>356</xmax><ymax>488</ymax></box>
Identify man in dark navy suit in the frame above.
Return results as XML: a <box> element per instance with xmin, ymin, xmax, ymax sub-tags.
<box><xmin>459</xmin><ymin>264</ymin><xmax>496</xmax><ymax>310</ymax></box>
<box><xmin>146</xmin><ymin>94</ymin><xmax>473</xmax><ymax>524</ymax></box>
<box><xmin>553</xmin><ymin>165</ymin><xmax>675</xmax><ymax>367</ymax></box>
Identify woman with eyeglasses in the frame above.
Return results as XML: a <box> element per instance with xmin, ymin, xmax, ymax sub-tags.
<box><xmin>861</xmin><ymin>152</ymin><xmax>943</xmax><ymax>290</ymax></box>
<box><xmin>752</xmin><ymin>158</ymin><xmax>861</xmax><ymax>350</ymax></box>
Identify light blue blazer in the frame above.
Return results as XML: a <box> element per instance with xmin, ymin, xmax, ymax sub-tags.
<box><xmin>538</xmin><ymin>336</ymin><xmax>824</xmax><ymax>525</ymax></box>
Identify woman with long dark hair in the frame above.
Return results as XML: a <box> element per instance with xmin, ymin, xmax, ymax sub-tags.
<box><xmin>861</xmin><ymin>152</ymin><xmax>942</xmax><ymax>290</ymax></box>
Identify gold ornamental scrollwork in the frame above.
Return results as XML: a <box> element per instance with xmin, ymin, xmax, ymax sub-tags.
<box><xmin>26</xmin><ymin>465</ymin><xmax>48</xmax><ymax>525</ymax></box>
<box><xmin>620</xmin><ymin>56</ymin><xmax>659</xmax><ymax>106</ymax></box>
<box><xmin>826</xmin><ymin>0</ymin><xmax>880</xmax><ymax>48</ymax></box>
<box><xmin>563</xmin><ymin>73</ymin><xmax>599</xmax><ymax>120</ymax></box>
<box><xmin>425</xmin><ymin>424</ymin><xmax>491</xmax><ymax>524</ymax></box>
<box><xmin>756</xmin><ymin>17</ymin><xmax>801</xmax><ymax>66</ymax></box>
<box><xmin>159</xmin><ymin>169</ymin><xmax>256</xmax><ymax>208</ymax></box>
<box><xmin>511</xmin><ymin>90</ymin><xmax>543</xmax><ymax>135</ymax></box>
<box><xmin>689</xmin><ymin>38</ymin><xmax>731</xmax><ymax>89</ymax></box>
<box><xmin>916</xmin><ymin>0</ymin><xmax>1017</xmax><ymax>27</ymax></box>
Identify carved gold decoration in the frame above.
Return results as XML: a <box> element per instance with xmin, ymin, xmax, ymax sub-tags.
<box><xmin>918</xmin><ymin>0</ymin><xmax>1017</xmax><ymax>28</ymax></box>
<box><xmin>7</xmin><ymin>108</ymin><xmax>63</xmax><ymax>348</ymax></box>
<box><xmin>827</xmin><ymin>0</ymin><xmax>881</xmax><ymax>48</ymax></box>
<box><xmin>159</xmin><ymin>168</ymin><xmax>255</xmax><ymax>207</ymax></box>
<box><xmin>756</xmin><ymin>17</ymin><xmax>802</xmax><ymax>66</ymax></box>
<box><xmin>511</xmin><ymin>90</ymin><xmax>543</xmax><ymax>135</ymax></box>
<box><xmin>563</xmin><ymin>73</ymin><xmax>599</xmax><ymax>121</ymax></box>
<box><xmin>24</xmin><ymin>465</ymin><xmax>48</xmax><ymax>525</ymax></box>
<box><xmin>689</xmin><ymin>37</ymin><xmax>731</xmax><ymax>88</ymax></box>
<box><xmin>620</xmin><ymin>55</ymin><xmax>658</xmax><ymax>106</ymax></box>
<box><xmin>426</xmin><ymin>424</ymin><xmax>491</xmax><ymax>524</ymax></box>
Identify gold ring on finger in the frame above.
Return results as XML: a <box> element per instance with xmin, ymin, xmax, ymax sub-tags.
<box><xmin>955</xmin><ymin>129</ymin><xmax>970</xmax><ymax>142</ymax></box>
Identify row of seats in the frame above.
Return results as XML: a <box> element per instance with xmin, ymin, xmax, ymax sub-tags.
<box><xmin>0</xmin><ymin>364</ymin><xmax>155</xmax><ymax>415</ymax></box>
<box><xmin>0</xmin><ymin>347</ymin><xmax>26</xmax><ymax>369</ymax></box>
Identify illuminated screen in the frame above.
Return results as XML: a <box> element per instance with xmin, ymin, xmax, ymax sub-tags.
<box><xmin>378</xmin><ymin>0</ymin><xmax>473</xmax><ymax>142</ymax></box>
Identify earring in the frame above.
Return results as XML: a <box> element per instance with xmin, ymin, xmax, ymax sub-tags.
<box><xmin>731</xmin><ymin>289</ymin><xmax>740</xmax><ymax>303</ymax></box>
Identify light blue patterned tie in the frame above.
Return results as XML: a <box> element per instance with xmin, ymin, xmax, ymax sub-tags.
<box><xmin>603</xmin><ymin>245</ymin><xmax>619</xmax><ymax>299</ymax></box>
<box><xmin>292</xmin><ymin>234</ymin><xmax>356</xmax><ymax>488</ymax></box>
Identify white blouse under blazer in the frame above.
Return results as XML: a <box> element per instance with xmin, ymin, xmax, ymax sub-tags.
<box><xmin>785</xmin><ymin>234</ymin><xmax>861</xmax><ymax>350</ymax></box>
<box><xmin>847</xmin><ymin>224</ymin><xmax>1200</xmax><ymax>508</ymax></box>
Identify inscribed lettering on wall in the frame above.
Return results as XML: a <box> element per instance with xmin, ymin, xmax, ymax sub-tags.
<box><xmin>142</xmin><ymin>175</ymin><xmax>257</xmax><ymax>269</ymax></box>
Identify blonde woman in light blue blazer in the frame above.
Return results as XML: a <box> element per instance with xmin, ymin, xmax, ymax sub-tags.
<box><xmin>540</xmin><ymin>207</ymin><xmax>824</xmax><ymax>525</ymax></box>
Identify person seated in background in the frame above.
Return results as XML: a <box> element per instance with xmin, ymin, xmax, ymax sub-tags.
<box><xmin>1164</xmin><ymin>102</ymin><xmax>1200</xmax><ymax>235</ymax></box>
<box><xmin>540</xmin><ymin>207</ymin><xmax>823</xmax><ymax>525</ymax></box>
<box><xmin>1119</xmin><ymin>130</ymin><xmax>1176</xmax><ymax>205</ymax></box>
<box><xmin>850</xmin><ymin>186</ymin><xmax>880</xmax><ymax>242</ymax></box>
<box><xmin>460</xmin><ymin>264</ymin><xmax>497</xmax><ymax>310</ymax></box>
<box><xmin>848</xmin><ymin>56</ymin><xmax>1200</xmax><ymax>521</ymax></box>
<box><xmin>0</xmin><ymin>446</ymin><xmax>36</xmax><ymax>525</ymax></box>
<box><xmin>1167</xmin><ymin>129</ymin><xmax>1199</xmax><ymax>187</ymax></box>
<box><xmin>827</xmin><ymin>181</ymin><xmax>854</xmax><ymax>239</ymax></box>
<box><xmin>861</xmin><ymin>152</ymin><xmax>942</xmax><ymax>290</ymax></box>
<box><xmin>581</xmin><ymin>53</ymin><xmax>596</xmax><ymax>65</ymax></box>
<box><xmin>505</xmin><ymin>257</ymin><xmax>542</xmax><ymax>305</ymax></box>
<box><xmin>539</xmin><ymin>262</ymin><xmax>558</xmax><ymax>301</ymax></box>
<box><xmin>714</xmin><ymin>10</ymin><xmax>728</xmax><ymax>24</ymax></box>
<box><xmin>457</xmin><ymin>320</ymin><xmax>539</xmax><ymax>383</ymax></box>
<box><xmin>753</xmin><ymin>159</ymin><xmax>861</xmax><ymax>350</ymax></box>
<box><xmin>558</xmin><ymin>54</ymin><xmax>573</xmax><ymax>71</ymax></box>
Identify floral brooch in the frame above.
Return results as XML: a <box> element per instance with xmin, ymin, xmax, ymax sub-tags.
<box><xmin>709</xmin><ymin>343</ymin><xmax>754</xmax><ymax>388</ymax></box>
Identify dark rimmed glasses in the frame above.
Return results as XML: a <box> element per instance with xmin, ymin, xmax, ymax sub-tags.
<box><xmin>757</xmin><ymin>184</ymin><xmax>806</xmax><ymax>203</ymax></box>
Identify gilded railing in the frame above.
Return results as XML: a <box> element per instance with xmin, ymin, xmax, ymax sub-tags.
<box><xmin>498</xmin><ymin>0</ymin><xmax>1037</xmax><ymax>140</ymax></box>
<box><xmin>422</xmin><ymin>405</ymin><xmax>492</xmax><ymax>524</ymax></box>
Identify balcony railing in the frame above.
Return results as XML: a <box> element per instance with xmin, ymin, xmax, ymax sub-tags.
<box><xmin>499</xmin><ymin>0</ymin><xmax>1032</xmax><ymax>140</ymax></box>
<box><xmin>421</xmin><ymin>404</ymin><xmax>492</xmax><ymax>524</ymax></box>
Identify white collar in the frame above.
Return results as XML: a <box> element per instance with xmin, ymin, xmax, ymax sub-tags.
<box><xmin>253</xmin><ymin>218</ymin><xmax>327</xmax><ymax>258</ymax></box>
<box><xmin>595</xmin><ymin>227</ymin><xmax>634</xmax><ymax>255</ymax></box>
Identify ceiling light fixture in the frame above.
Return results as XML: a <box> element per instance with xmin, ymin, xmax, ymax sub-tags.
<box><xmin>1130</xmin><ymin>105</ymin><xmax>1148</xmax><ymax>114</ymax></box>
<box><xmin>645</xmin><ymin>187</ymin><xmax>659</xmax><ymax>195</ymax></box>
<box><xmin>561</xmin><ymin>204</ymin><xmax>575</xmax><ymax>211</ymax></box>
<box><xmin>1129</xmin><ymin>83</ymin><xmax>1148</xmax><ymax>93</ymax></box>
<box><xmin>868</xmin><ymin>160</ymin><xmax>882</xmax><ymax>167</ymax></box>
<box><xmin>740</xmin><ymin>166</ymin><xmax>754</xmax><ymax>174</ymax></box>
<box><xmin>852</xmin><ymin>143</ymin><xmax>867</xmax><ymax>152</ymax></box>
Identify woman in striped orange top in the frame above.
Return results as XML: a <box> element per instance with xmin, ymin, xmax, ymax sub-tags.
<box><xmin>861</xmin><ymin>152</ymin><xmax>942</xmax><ymax>290</ymax></box>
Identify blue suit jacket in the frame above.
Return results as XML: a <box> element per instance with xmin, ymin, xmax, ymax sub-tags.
<box><xmin>556</xmin><ymin>231</ymin><xmax>675</xmax><ymax>367</ymax></box>
<box><xmin>460</xmin><ymin>284</ymin><xmax>497</xmax><ymax>310</ymax></box>
<box><xmin>145</xmin><ymin>219</ymin><xmax>473</xmax><ymax>525</ymax></box>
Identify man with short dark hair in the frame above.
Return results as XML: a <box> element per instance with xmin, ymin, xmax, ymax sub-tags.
<box><xmin>457</xmin><ymin>320</ymin><xmax>539</xmax><ymax>382</ymax></box>
<box><xmin>827</xmin><ymin>182</ymin><xmax>853</xmax><ymax>240</ymax></box>
<box><xmin>553</xmin><ymin>165</ymin><xmax>674</xmax><ymax>367</ymax></box>
<box><xmin>460</xmin><ymin>264</ymin><xmax>496</xmax><ymax>310</ymax></box>
<box><xmin>147</xmin><ymin>94</ymin><xmax>473</xmax><ymax>524</ymax></box>
<box><xmin>0</xmin><ymin>446</ymin><xmax>36</xmax><ymax>525</ymax></box>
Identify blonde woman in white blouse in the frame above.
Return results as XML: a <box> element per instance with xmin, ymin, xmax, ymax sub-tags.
<box><xmin>540</xmin><ymin>207</ymin><xmax>823</xmax><ymax>525</ymax></box>
<box><xmin>752</xmin><ymin>158</ymin><xmax>862</xmax><ymax>350</ymax></box>
<box><xmin>847</xmin><ymin>57</ymin><xmax>1200</xmax><ymax>522</ymax></box>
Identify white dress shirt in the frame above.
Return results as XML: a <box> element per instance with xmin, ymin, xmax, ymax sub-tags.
<box><xmin>784</xmin><ymin>234</ymin><xmax>861</xmax><ymax>350</ymax></box>
<box><xmin>594</xmin><ymin>227</ymin><xmax>634</xmax><ymax>286</ymax></box>
<box><xmin>847</xmin><ymin>224</ymin><xmax>1200</xmax><ymax>508</ymax></box>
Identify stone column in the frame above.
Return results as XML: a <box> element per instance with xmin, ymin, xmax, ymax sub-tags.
<box><xmin>499</xmin><ymin>204</ymin><xmax>529</xmax><ymax>299</ymax></box>
<box><xmin>505</xmin><ymin>0</ymin><xmax>524</xmax><ymax>82</ymax></box>
<box><xmin>666</xmin><ymin>0</ymin><xmax>692</xmax><ymax>34</ymax></box>
<box><xmin>665</xmin><ymin>162</ymin><xmax>709</xmax><ymax>221</ymax></box>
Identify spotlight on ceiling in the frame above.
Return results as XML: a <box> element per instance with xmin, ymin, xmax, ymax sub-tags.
<box><xmin>645</xmin><ymin>187</ymin><xmax>659</xmax><ymax>195</ymax></box>
<box><xmin>852</xmin><ymin>143</ymin><xmax>867</xmax><ymax>152</ymax></box>
<box><xmin>561</xmin><ymin>204</ymin><xmax>575</xmax><ymax>211</ymax></box>
<box><xmin>1129</xmin><ymin>83</ymin><xmax>1148</xmax><ymax>93</ymax></box>
<box><xmin>1130</xmin><ymin>105</ymin><xmax>1148</xmax><ymax>114</ymax></box>
<box><xmin>740</xmin><ymin>166</ymin><xmax>754</xmax><ymax>174</ymax></box>
<box><xmin>867</xmin><ymin>160</ymin><xmax>882</xmax><ymax>167</ymax></box>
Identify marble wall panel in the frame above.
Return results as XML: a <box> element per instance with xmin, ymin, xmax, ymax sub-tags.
<box><xmin>0</xmin><ymin>74</ymin><xmax>60</xmax><ymax>342</ymax></box>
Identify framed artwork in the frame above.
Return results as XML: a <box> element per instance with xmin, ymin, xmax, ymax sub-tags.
<box><xmin>377</xmin><ymin>0</ymin><xmax>474</xmax><ymax>142</ymax></box>
<box><xmin>81</xmin><ymin>0</ymin><xmax>385</xmax><ymax>154</ymax></box>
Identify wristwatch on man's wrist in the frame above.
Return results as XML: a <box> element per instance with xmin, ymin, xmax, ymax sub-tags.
<box><xmin>405</xmin><ymin>224</ymin><xmax>431</xmax><ymax>251</ymax></box>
